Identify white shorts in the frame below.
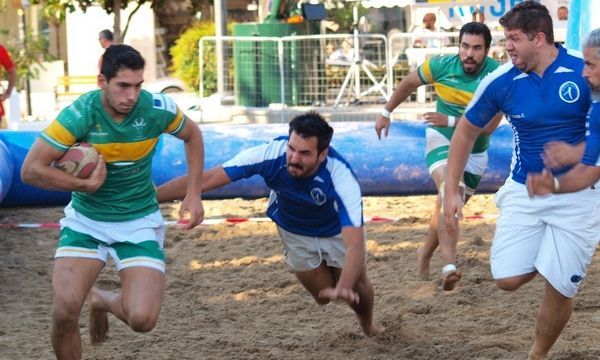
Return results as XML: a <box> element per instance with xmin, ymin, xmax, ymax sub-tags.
<box><xmin>491</xmin><ymin>178</ymin><xmax>600</xmax><ymax>297</ymax></box>
<box><xmin>276</xmin><ymin>226</ymin><xmax>364</xmax><ymax>272</ymax></box>
<box><xmin>57</xmin><ymin>203</ymin><xmax>166</xmax><ymax>273</ymax></box>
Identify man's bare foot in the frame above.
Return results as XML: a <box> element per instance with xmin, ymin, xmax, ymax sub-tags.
<box><xmin>528</xmin><ymin>349</ymin><xmax>547</xmax><ymax>360</ymax></box>
<box><xmin>442</xmin><ymin>268</ymin><xmax>462</xmax><ymax>291</ymax></box>
<box><xmin>361</xmin><ymin>320</ymin><xmax>385</xmax><ymax>337</ymax></box>
<box><xmin>88</xmin><ymin>287</ymin><xmax>109</xmax><ymax>345</ymax></box>
<box><xmin>416</xmin><ymin>247</ymin><xmax>430</xmax><ymax>280</ymax></box>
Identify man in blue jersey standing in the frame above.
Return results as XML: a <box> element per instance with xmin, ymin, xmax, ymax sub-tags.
<box><xmin>157</xmin><ymin>111</ymin><xmax>384</xmax><ymax>336</ymax></box>
<box><xmin>443</xmin><ymin>3</ymin><xmax>600</xmax><ymax>359</ymax></box>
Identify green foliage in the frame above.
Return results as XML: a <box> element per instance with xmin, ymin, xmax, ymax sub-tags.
<box><xmin>323</xmin><ymin>0</ymin><xmax>367</xmax><ymax>33</ymax></box>
<box><xmin>1</xmin><ymin>30</ymin><xmax>55</xmax><ymax>91</ymax></box>
<box><xmin>169</xmin><ymin>21</ymin><xmax>216</xmax><ymax>94</ymax></box>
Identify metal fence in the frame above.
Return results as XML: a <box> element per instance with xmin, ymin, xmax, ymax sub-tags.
<box><xmin>198</xmin><ymin>31</ymin><xmax>508</xmax><ymax>122</ymax></box>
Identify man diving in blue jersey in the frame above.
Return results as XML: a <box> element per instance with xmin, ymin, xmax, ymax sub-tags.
<box><xmin>443</xmin><ymin>3</ymin><xmax>600</xmax><ymax>360</ymax></box>
<box><xmin>157</xmin><ymin>111</ymin><xmax>384</xmax><ymax>336</ymax></box>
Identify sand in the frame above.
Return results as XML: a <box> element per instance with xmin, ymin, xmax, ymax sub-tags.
<box><xmin>2</xmin><ymin>195</ymin><xmax>600</xmax><ymax>360</ymax></box>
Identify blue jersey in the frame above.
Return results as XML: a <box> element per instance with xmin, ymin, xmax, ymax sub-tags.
<box><xmin>581</xmin><ymin>101</ymin><xmax>600</xmax><ymax>166</ymax></box>
<box><xmin>222</xmin><ymin>136</ymin><xmax>363</xmax><ymax>237</ymax></box>
<box><xmin>465</xmin><ymin>44</ymin><xmax>591</xmax><ymax>184</ymax></box>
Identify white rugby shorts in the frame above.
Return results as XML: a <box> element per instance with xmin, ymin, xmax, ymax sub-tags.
<box><xmin>491</xmin><ymin>178</ymin><xmax>600</xmax><ymax>297</ymax></box>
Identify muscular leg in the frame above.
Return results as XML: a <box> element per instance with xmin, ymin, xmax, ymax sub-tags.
<box><xmin>416</xmin><ymin>168</ymin><xmax>445</xmax><ymax>280</ymax></box>
<box><xmin>294</xmin><ymin>263</ymin><xmax>383</xmax><ymax>336</ymax></box>
<box><xmin>418</xmin><ymin>166</ymin><xmax>463</xmax><ymax>290</ymax></box>
<box><xmin>528</xmin><ymin>280</ymin><xmax>572</xmax><ymax>360</ymax></box>
<box><xmin>52</xmin><ymin>257</ymin><xmax>104</xmax><ymax>360</ymax></box>
<box><xmin>88</xmin><ymin>267</ymin><xmax>165</xmax><ymax>343</ymax></box>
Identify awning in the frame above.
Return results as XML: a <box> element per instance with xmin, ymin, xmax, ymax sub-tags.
<box><xmin>361</xmin><ymin>0</ymin><xmax>413</xmax><ymax>8</ymax></box>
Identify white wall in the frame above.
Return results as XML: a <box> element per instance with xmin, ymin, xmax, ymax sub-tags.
<box><xmin>65</xmin><ymin>4</ymin><xmax>157</xmax><ymax>82</ymax></box>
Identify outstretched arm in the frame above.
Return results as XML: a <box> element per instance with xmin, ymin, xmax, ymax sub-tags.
<box><xmin>318</xmin><ymin>226</ymin><xmax>365</xmax><ymax>304</ymax></box>
<box><xmin>156</xmin><ymin>166</ymin><xmax>233</xmax><ymax>203</ymax></box>
<box><xmin>375</xmin><ymin>70</ymin><xmax>424</xmax><ymax>139</ymax></box>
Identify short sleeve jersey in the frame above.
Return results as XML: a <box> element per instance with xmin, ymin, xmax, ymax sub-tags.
<box><xmin>222</xmin><ymin>137</ymin><xmax>363</xmax><ymax>237</ymax></box>
<box><xmin>465</xmin><ymin>44</ymin><xmax>590</xmax><ymax>184</ymax></box>
<box><xmin>41</xmin><ymin>89</ymin><xmax>187</xmax><ymax>221</ymax></box>
<box><xmin>581</xmin><ymin>101</ymin><xmax>600</xmax><ymax>166</ymax></box>
<box><xmin>418</xmin><ymin>55</ymin><xmax>499</xmax><ymax>153</ymax></box>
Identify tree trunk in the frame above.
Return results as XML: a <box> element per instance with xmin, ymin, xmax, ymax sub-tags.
<box><xmin>113</xmin><ymin>0</ymin><xmax>122</xmax><ymax>43</ymax></box>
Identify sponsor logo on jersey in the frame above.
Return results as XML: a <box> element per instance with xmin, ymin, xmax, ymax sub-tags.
<box><xmin>133</xmin><ymin>118</ymin><xmax>146</xmax><ymax>132</ymax></box>
<box><xmin>310</xmin><ymin>187</ymin><xmax>326</xmax><ymax>206</ymax></box>
<box><xmin>559</xmin><ymin>81</ymin><xmax>580</xmax><ymax>103</ymax></box>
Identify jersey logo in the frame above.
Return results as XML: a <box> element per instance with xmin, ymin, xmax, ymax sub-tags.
<box><xmin>559</xmin><ymin>81</ymin><xmax>580</xmax><ymax>103</ymax></box>
<box><xmin>133</xmin><ymin>118</ymin><xmax>147</xmax><ymax>132</ymax></box>
<box><xmin>310</xmin><ymin>187</ymin><xmax>326</xmax><ymax>206</ymax></box>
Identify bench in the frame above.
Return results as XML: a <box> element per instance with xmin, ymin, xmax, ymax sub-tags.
<box><xmin>55</xmin><ymin>75</ymin><xmax>98</xmax><ymax>103</ymax></box>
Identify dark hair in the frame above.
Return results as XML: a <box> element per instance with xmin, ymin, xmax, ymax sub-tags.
<box><xmin>288</xmin><ymin>111</ymin><xmax>334</xmax><ymax>154</ymax></box>
<box><xmin>99</xmin><ymin>29</ymin><xmax>114</xmax><ymax>41</ymax></box>
<box><xmin>499</xmin><ymin>1</ymin><xmax>554</xmax><ymax>43</ymax></box>
<box><xmin>459</xmin><ymin>22</ymin><xmax>492</xmax><ymax>49</ymax></box>
<box><xmin>100</xmin><ymin>44</ymin><xmax>145</xmax><ymax>82</ymax></box>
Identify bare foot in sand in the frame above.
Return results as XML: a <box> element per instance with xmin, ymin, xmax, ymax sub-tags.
<box><xmin>361</xmin><ymin>320</ymin><xmax>386</xmax><ymax>337</ymax></box>
<box><xmin>442</xmin><ymin>269</ymin><xmax>462</xmax><ymax>291</ymax></box>
<box><xmin>88</xmin><ymin>287</ymin><xmax>109</xmax><ymax>345</ymax></box>
<box><xmin>416</xmin><ymin>247</ymin><xmax>431</xmax><ymax>280</ymax></box>
<box><xmin>528</xmin><ymin>349</ymin><xmax>547</xmax><ymax>360</ymax></box>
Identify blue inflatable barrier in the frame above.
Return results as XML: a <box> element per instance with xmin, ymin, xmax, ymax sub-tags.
<box><xmin>0</xmin><ymin>121</ymin><xmax>513</xmax><ymax>207</ymax></box>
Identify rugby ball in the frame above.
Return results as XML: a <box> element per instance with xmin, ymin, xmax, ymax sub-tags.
<box><xmin>53</xmin><ymin>143</ymin><xmax>99</xmax><ymax>179</ymax></box>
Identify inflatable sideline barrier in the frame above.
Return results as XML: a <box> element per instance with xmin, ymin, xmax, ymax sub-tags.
<box><xmin>0</xmin><ymin>121</ymin><xmax>514</xmax><ymax>207</ymax></box>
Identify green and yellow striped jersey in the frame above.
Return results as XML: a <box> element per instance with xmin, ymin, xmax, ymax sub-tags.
<box><xmin>418</xmin><ymin>55</ymin><xmax>499</xmax><ymax>153</ymax></box>
<box><xmin>41</xmin><ymin>89</ymin><xmax>186</xmax><ymax>221</ymax></box>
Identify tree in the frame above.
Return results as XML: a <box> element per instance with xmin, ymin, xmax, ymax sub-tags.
<box><xmin>31</xmin><ymin>0</ymin><xmax>167</xmax><ymax>42</ymax></box>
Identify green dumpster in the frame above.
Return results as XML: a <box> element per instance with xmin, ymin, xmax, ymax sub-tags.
<box><xmin>233</xmin><ymin>22</ymin><xmax>304</xmax><ymax>107</ymax></box>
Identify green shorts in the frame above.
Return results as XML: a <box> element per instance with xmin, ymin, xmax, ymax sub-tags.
<box><xmin>57</xmin><ymin>203</ymin><xmax>166</xmax><ymax>273</ymax></box>
<box><xmin>425</xmin><ymin>128</ymin><xmax>488</xmax><ymax>194</ymax></box>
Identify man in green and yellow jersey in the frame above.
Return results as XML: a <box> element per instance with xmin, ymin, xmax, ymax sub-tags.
<box><xmin>21</xmin><ymin>44</ymin><xmax>205</xmax><ymax>359</ymax></box>
<box><xmin>375</xmin><ymin>22</ymin><xmax>502</xmax><ymax>291</ymax></box>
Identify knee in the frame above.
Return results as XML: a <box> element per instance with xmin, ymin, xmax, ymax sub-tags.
<box><xmin>52</xmin><ymin>294</ymin><xmax>84</xmax><ymax>326</ymax></box>
<box><xmin>495</xmin><ymin>278</ymin><xmax>522</xmax><ymax>292</ymax></box>
<box><xmin>127</xmin><ymin>311</ymin><xmax>158</xmax><ymax>333</ymax></box>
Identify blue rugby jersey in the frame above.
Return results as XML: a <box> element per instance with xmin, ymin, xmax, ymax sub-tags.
<box><xmin>465</xmin><ymin>44</ymin><xmax>591</xmax><ymax>184</ymax></box>
<box><xmin>222</xmin><ymin>136</ymin><xmax>363</xmax><ymax>237</ymax></box>
<box><xmin>581</xmin><ymin>101</ymin><xmax>600</xmax><ymax>166</ymax></box>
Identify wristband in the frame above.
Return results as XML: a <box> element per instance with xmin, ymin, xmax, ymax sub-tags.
<box><xmin>447</xmin><ymin>116</ymin><xmax>456</xmax><ymax>128</ymax></box>
<box><xmin>380</xmin><ymin>108</ymin><xmax>391</xmax><ymax>118</ymax></box>
<box><xmin>552</xmin><ymin>177</ymin><xmax>560</xmax><ymax>193</ymax></box>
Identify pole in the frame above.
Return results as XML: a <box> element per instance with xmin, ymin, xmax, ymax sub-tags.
<box><xmin>17</xmin><ymin>8</ymin><xmax>32</xmax><ymax>116</ymax></box>
<box><xmin>214</xmin><ymin>0</ymin><xmax>227</xmax><ymax>96</ymax></box>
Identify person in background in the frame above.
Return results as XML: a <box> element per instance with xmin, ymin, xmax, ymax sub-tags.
<box><xmin>97</xmin><ymin>29</ymin><xmax>114</xmax><ymax>71</ymax></box>
<box><xmin>557</xmin><ymin>6</ymin><xmax>568</xmax><ymax>21</ymax></box>
<box><xmin>0</xmin><ymin>43</ymin><xmax>16</xmax><ymax>129</ymax></box>
<box><xmin>412</xmin><ymin>12</ymin><xmax>448</xmax><ymax>48</ymax></box>
<box><xmin>472</xmin><ymin>9</ymin><xmax>486</xmax><ymax>24</ymax></box>
<box><xmin>376</xmin><ymin>22</ymin><xmax>502</xmax><ymax>291</ymax></box>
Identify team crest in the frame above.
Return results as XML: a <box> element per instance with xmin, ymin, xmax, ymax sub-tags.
<box><xmin>558</xmin><ymin>81</ymin><xmax>580</xmax><ymax>103</ymax></box>
<box><xmin>310</xmin><ymin>187</ymin><xmax>326</xmax><ymax>205</ymax></box>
